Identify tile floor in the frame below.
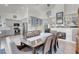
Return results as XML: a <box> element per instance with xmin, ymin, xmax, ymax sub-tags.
<box><xmin>21</xmin><ymin>39</ymin><xmax>76</xmax><ymax>54</ymax></box>
<box><xmin>0</xmin><ymin>38</ymin><xmax>76</xmax><ymax>54</ymax></box>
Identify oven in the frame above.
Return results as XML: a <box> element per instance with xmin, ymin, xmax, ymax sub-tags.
<box><xmin>14</xmin><ymin>23</ymin><xmax>20</xmax><ymax>35</ymax></box>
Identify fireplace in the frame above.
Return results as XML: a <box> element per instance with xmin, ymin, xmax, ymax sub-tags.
<box><xmin>58</xmin><ymin>32</ymin><xmax>66</xmax><ymax>39</ymax></box>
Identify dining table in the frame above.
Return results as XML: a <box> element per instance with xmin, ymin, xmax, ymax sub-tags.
<box><xmin>21</xmin><ymin>33</ymin><xmax>52</xmax><ymax>54</ymax></box>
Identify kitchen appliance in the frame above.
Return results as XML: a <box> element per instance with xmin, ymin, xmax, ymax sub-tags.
<box><xmin>23</xmin><ymin>22</ymin><xmax>28</xmax><ymax>39</ymax></box>
<box><xmin>14</xmin><ymin>23</ymin><xmax>20</xmax><ymax>35</ymax></box>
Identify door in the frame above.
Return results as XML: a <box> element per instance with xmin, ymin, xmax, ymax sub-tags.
<box><xmin>76</xmin><ymin>8</ymin><xmax>79</xmax><ymax>53</ymax></box>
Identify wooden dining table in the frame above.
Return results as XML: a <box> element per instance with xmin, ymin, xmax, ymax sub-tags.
<box><xmin>21</xmin><ymin>39</ymin><xmax>45</xmax><ymax>54</ymax></box>
<box><xmin>21</xmin><ymin>33</ymin><xmax>52</xmax><ymax>54</ymax></box>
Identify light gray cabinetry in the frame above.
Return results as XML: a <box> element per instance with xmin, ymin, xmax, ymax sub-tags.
<box><xmin>5</xmin><ymin>19</ymin><xmax>23</xmax><ymax>35</ymax></box>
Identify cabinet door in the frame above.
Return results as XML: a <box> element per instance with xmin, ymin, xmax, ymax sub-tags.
<box><xmin>6</xmin><ymin>20</ymin><xmax>13</xmax><ymax>27</ymax></box>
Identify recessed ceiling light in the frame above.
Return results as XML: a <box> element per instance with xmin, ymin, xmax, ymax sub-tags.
<box><xmin>21</xmin><ymin>7</ymin><xmax>25</xmax><ymax>9</ymax></box>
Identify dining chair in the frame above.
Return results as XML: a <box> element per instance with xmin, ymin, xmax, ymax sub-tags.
<box><xmin>6</xmin><ymin>37</ymin><xmax>32</xmax><ymax>54</ymax></box>
<box><xmin>37</xmin><ymin>32</ymin><xmax>59</xmax><ymax>54</ymax></box>
<box><xmin>51</xmin><ymin>31</ymin><xmax>59</xmax><ymax>48</ymax></box>
<box><xmin>43</xmin><ymin>35</ymin><xmax>54</xmax><ymax>54</ymax></box>
<box><xmin>52</xmin><ymin>32</ymin><xmax>59</xmax><ymax>53</ymax></box>
<box><xmin>36</xmin><ymin>35</ymin><xmax>54</xmax><ymax>54</ymax></box>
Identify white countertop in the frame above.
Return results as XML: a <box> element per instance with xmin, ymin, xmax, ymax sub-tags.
<box><xmin>26</xmin><ymin>33</ymin><xmax>52</xmax><ymax>41</ymax></box>
<box><xmin>0</xmin><ymin>27</ymin><xmax>11</xmax><ymax>30</ymax></box>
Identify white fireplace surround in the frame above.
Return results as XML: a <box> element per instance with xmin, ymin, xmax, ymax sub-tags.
<box><xmin>51</xmin><ymin>28</ymin><xmax>77</xmax><ymax>43</ymax></box>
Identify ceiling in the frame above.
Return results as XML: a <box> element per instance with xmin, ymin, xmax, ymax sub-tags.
<box><xmin>0</xmin><ymin>4</ymin><xmax>55</xmax><ymax>13</ymax></box>
<box><xmin>0</xmin><ymin>4</ymin><xmax>55</xmax><ymax>19</ymax></box>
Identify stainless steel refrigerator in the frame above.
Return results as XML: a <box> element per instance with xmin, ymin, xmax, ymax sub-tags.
<box><xmin>23</xmin><ymin>22</ymin><xmax>28</xmax><ymax>40</ymax></box>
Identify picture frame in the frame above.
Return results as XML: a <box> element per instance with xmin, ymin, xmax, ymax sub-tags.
<box><xmin>56</xmin><ymin>12</ymin><xmax>63</xmax><ymax>24</ymax></box>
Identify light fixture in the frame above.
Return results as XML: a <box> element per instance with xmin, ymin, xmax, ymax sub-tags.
<box><xmin>46</xmin><ymin>4</ymin><xmax>55</xmax><ymax>9</ymax></box>
<box><xmin>47</xmin><ymin>4</ymin><xmax>50</xmax><ymax>7</ymax></box>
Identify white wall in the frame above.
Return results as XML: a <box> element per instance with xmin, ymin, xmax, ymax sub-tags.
<box><xmin>64</xmin><ymin>4</ymin><xmax>79</xmax><ymax>15</ymax></box>
<box><xmin>48</xmin><ymin>4</ymin><xmax>79</xmax><ymax>27</ymax></box>
<box><xmin>52</xmin><ymin>4</ymin><xmax>64</xmax><ymax>17</ymax></box>
<box><xmin>48</xmin><ymin>4</ymin><xmax>64</xmax><ymax>27</ymax></box>
<box><xmin>51</xmin><ymin>4</ymin><xmax>79</xmax><ymax>18</ymax></box>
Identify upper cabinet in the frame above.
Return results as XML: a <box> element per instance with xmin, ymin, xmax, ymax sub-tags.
<box><xmin>30</xmin><ymin>16</ymin><xmax>43</xmax><ymax>26</ymax></box>
<box><xmin>5</xmin><ymin>19</ymin><xmax>23</xmax><ymax>27</ymax></box>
